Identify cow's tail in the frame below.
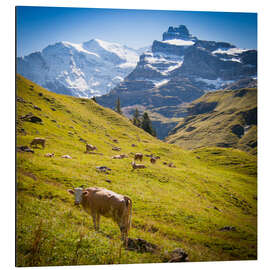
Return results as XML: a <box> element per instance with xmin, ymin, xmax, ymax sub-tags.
<box><xmin>124</xmin><ymin>196</ymin><xmax>132</xmax><ymax>232</ymax></box>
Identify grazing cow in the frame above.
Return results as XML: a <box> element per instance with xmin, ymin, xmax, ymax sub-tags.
<box><xmin>112</xmin><ymin>154</ymin><xmax>128</xmax><ymax>159</ymax></box>
<box><xmin>86</xmin><ymin>144</ymin><xmax>97</xmax><ymax>152</ymax></box>
<box><xmin>132</xmin><ymin>161</ymin><xmax>146</xmax><ymax>170</ymax></box>
<box><xmin>68</xmin><ymin>187</ymin><xmax>132</xmax><ymax>246</ymax></box>
<box><xmin>44</xmin><ymin>153</ymin><xmax>54</xmax><ymax>157</ymax></box>
<box><xmin>112</xmin><ymin>155</ymin><xmax>122</xmax><ymax>159</ymax></box>
<box><xmin>134</xmin><ymin>153</ymin><xmax>143</xmax><ymax>161</ymax></box>
<box><xmin>112</xmin><ymin>146</ymin><xmax>121</xmax><ymax>151</ymax></box>
<box><xmin>61</xmin><ymin>155</ymin><xmax>72</xmax><ymax>159</ymax></box>
<box><xmin>30</xmin><ymin>138</ymin><xmax>46</xmax><ymax>148</ymax></box>
<box><xmin>150</xmin><ymin>157</ymin><xmax>157</xmax><ymax>164</ymax></box>
<box><xmin>168</xmin><ymin>162</ymin><xmax>176</xmax><ymax>168</ymax></box>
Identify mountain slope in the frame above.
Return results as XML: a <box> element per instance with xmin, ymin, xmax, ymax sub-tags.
<box><xmin>97</xmin><ymin>25</ymin><xmax>257</xmax><ymax>139</ymax></box>
<box><xmin>16</xmin><ymin>75</ymin><xmax>257</xmax><ymax>266</ymax></box>
<box><xmin>17</xmin><ymin>39</ymin><xmax>142</xmax><ymax>97</ymax></box>
<box><xmin>165</xmin><ymin>88</ymin><xmax>257</xmax><ymax>154</ymax></box>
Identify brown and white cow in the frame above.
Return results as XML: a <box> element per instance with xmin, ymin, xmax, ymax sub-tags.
<box><xmin>134</xmin><ymin>153</ymin><xmax>143</xmax><ymax>161</ymax></box>
<box><xmin>86</xmin><ymin>144</ymin><xmax>97</xmax><ymax>152</ymax></box>
<box><xmin>112</xmin><ymin>154</ymin><xmax>128</xmax><ymax>159</ymax></box>
<box><xmin>131</xmin><ymin>161</ymin><xmax>146</xmax><ymax>169</ymax></box>
<box><xmin>30</xmin><ymin>138</ymin><xmax>46</xmax><ymax>148</ymax></box>
<box><xmin>68</xmin><ymin>187</ymin><xmax>132</xmax><ymax>246</ymax></box>
<box><xmin>44</xmin><ymin>153</ymin><xmax>54</xmax><ymax>157</ymax></box>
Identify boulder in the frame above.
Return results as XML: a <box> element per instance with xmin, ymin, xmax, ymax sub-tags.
<box><xmin>126</xmin><ymin>238</ymin><xmax>158</xmax><ymax>253</ymax></box>
<box><xmin>219</xmin><ymin>226</ymin><xmax>236</xmax><ymax>232</ymax></box>
<box><xmin>17</xmin><ymin>146</ymin><xmax>34</xmax><ymax>153</ymax></box>
<box><xmin>21</xmin><ymin>113</ymin><xmax>42</xmax><ymax>124</ymax></box>
<box><xmin>166</xmin><ymin>248</ymin><xmax>189</xmax><ymax>262</ymax></box>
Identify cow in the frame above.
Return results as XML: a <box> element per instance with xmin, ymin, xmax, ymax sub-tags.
<box><xmin>86</xmin><ymin>144</ymin><xmax>97</xmax><ymax>153</ymax></box>
<box><xmin>132</xmin><ymin>161</ymin><xmax>146</xmax><ymax>170</ymax></box>
<box><xmin>112</xmin><ymin>154</ymin><xmax>128</xmax><ymax>159</ymax></box>
<box><xmin>134</xmin><ymin>153</ymin><xmax>143</xmax><ymax>161</ymax></box>
<box><xmin>168</xmin><ymin>162</ymin><xmax>176</xmax><ymax>168</ymax></box>
<box><xmin>112</xmin><ymin>146</ymin><xmax>121</xmax><ymax>151</ymax></box>
<box><xmin>68</xmin><ymin>187</ymin><xmax>132</xmax><ymax>246</ymax></box>
<box><xmin>61</xmin><ymin>155</ymin><xmax>72</xmax><ymax>159</ymax></box>
<box><xmin>30</xmin><ymin>138</ymin><xmax>46</xmax><ymax>148</ymax></box>
<box><xmin>44</xmin><ymin>153</ymin><xmax>54</xmax><ymax>157</ymax></box>
<box><xmin>112</xmin><ymin>155</ymin><xmax>122</xmax><ymax>159</ymax></box>
<box><xmin>150</xmin><ymin>157</ymin><xmax>157</xmax><ymax>164</ymax></box>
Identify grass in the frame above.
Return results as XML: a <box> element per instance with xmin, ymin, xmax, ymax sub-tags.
<box><xmin>16</xmin><ymin>74</ymin><xmax>257</xmax><ymax>266</ymax></box>
<box><xmin>166</xmin><ymin>88</ymin><xmax>257</xmax><ymax>154</ymax></box>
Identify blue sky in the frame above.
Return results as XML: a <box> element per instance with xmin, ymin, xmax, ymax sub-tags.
<box><xmin>16</xmin><ymin>6</ymin><xmax>257</xmax><ymax>57</ymax></box>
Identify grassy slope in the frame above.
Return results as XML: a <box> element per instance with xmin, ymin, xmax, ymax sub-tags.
<box><xmin>165</xmin><ymin>88</ymin><xmax>257</xmax><ymax>154</ymax></box>
<box><xmin>16</xmin><ymin>74</ymin><xmax>257</xmax><ymax>266</ymax></box>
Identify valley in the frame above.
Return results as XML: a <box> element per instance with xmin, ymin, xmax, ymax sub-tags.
<box><xmin>16</xmin><ymin>75</ymin><xmax>257</xmax><ymax>266</ymax></box>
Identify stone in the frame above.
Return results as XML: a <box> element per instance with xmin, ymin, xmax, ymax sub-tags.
<box><xmin>219</xmin><ymin>226</ymin><xmax>236</xmax><ymax>232</ymax></box>
<box><xmin>231</xmin><ymin>124</ymin><xmax>244</xmax><ymax>138</ymax></box>
<box><xmin>126</xmin><ymin>238</ymin><xmax>158</xmax><ymax>253</ymax></box>
<box><xmin>17</xmin><ymin>146</ymin><xmax>34</xmax><ymax>153</ymax></box>
<box><xmin>96</xmin><ymin>166</ymin><xmax>112</xmax><ymax>173</ymax></box>
<box><xmin>166</xmin><ymin>248</ymin><xmax>189</xmax><ymax>262</ymax></box>
<box><xmin>21</xmin><ymin>113</ymin><xmax>42</xmax><ymax>124</ymax></box>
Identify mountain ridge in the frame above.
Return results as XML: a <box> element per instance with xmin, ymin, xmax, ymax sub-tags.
<box><xmin>97</xmin><ymin>25</ymin><xmax>257</xmax><ymax>139</ymax></box>
<box><xmin>17</xmin><ymin>38</ymin><xmax>146</xmax><ymax>97</ymax></box>
<box><xmin>165</xmin><ymin>87</ymin><xmax>257</xmax><ymax>154</ymax></box>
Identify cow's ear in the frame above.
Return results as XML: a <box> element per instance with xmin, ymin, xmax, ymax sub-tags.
<box><xmin>67</xmin><ymin>189</ymin><xmax>74</xmax><ymax>194</ymax></box>
<box><xmin>83</xmin><ymin>191</ymin><xmax>88</xmax><ymax>196</ymax></box>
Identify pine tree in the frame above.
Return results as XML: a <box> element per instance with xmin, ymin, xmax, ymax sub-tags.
<box><xmin>115</xmin><ymin>97</ymin><xmax>122</xmax><ymax>114</ymax></box>
<box><xmin>132</xmin><ymin>108</ymin><xmax>141</xmax><ymax>127</ymax></box>
<box><xmin>141</xmin><ymin>112</ymin><xmax>156</xmax><ymax>137</ymax></box>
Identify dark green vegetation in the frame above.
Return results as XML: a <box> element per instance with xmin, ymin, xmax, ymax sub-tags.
<box><xmin>131</xmin><ymin>109</ymin><xmax>156</xmax><ymax>137</ymax></box>
<box><xmin>166</xmin><ymin>88</ymin><xmax>257</xmax><ymax>155</ymax></box>
<box><xmin>16</xmin><ymin>74</ymin><xmax>257</xmax><ymax>266</ymax></box>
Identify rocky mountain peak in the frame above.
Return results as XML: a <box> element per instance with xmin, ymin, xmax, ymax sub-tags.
<box><xmin>163</xmin><ymin>25</ymin><xmax>197</xmax><ymax>41</ymax></box>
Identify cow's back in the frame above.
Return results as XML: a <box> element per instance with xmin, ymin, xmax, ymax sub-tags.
<box><xmin>85</xmin><ymin>188</ymin><xmax>125</xmax><ymax>217</ymax></box>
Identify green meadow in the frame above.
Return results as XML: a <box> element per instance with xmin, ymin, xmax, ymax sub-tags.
<box><xmin>16</xmin><ymin>74</ymin><xmax>257</xmax><ymax>266</ymax></box>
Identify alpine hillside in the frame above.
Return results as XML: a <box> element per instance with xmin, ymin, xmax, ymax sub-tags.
<box><xmin>16</xmin><ymin>75</ymin><xmax>257</xmax><ymax>266</ymax></box>
<box><xmin>17</xmin><ymin>39</ymin><xmax>145</xmax><ymax>97</ymax></box>
<box><xmin>165</xmin><ymin>88</ymin><xmax>257</xmax><ymax>155</ymax></box>
<box><xmin>97</xmin><ymin>25</ymin><xmax>257</xmax><ymax>139</ymax></box>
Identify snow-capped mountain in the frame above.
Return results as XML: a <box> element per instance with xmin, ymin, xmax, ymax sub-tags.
<box><xmin>97</xmin><ymin>25</ymin><xmax>257</xmax><ymax>139</ymax></box>
<box><xmin>17</xmin><ymin>39</ymin><xmax>145</xmax><ymax>97</ymax></box>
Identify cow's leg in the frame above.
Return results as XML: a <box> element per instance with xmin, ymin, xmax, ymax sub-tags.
<box><xmin>92</xmin><ymin>213</ymin><xmax>97</xmax><ymax>231</ymax></box>
<box><xmin>118</xmin><ymin>221</ymin><xmax>127</xmax><ymax>246</ymax></box>
<box><xmin>120</xmin><ymin>226</ymin><xmax>127</xmax><ymax>247</ymax></box>
<box><xmin>96</xmin><ymin>213</ymin><xmax>100</xmax><ymax>231</ymax></box>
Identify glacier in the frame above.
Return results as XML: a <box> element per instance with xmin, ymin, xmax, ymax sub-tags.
<box><xmin>17</xmin><ymin>39</ymin><xmax>145</xmax><ymax>97</ymax></box>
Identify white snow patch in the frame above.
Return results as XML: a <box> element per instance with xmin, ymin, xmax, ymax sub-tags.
<box><xmin>162</xmin><ymin>39</ymin><xmax>195</xmax><ymax>46</ymax></box>
<box><xmin>118</xmin><ymin>62</ymin><xmax>137</xmax><ymax>68</ymax></box>
<box><xmin>154</xmin><ymin>79</ymin><xmax>169</xmax><ymax>88</ymax></box>
<box><xmin>65</xmin><ymin>76</ymin><xmax>88</xmax><ymax>91</ymax></box>
<box><xmin>62</xmin><ymin>41</ymin><xmax>100</xmax><ymax>58</ymax></box>
<box><xmin>143</xmin><ymin>53</ymin><xmax>184</xmax><ymax>75</ymax></box>
<box><xmin>212</xmin><ymin>47</ymin><xmax>248</xmax><ymax>56</ymax></box>
<box><xmin>94</xmin><ymin>39</ymin><xmax>139</xmax><ymax>64</ymax></box>
<box><xmin>195</xmin><ymin>77</ymin><xmax>234</xmax><ymax>90</ymax></box>
<box><xmin>112</xmin><ymin>76</ymin><xmax>124</xmax><ymax>82</ymax></box>
<box><xmin>164</xmin><ymin>61</ymin><xmax>184</xmax><ymax>73</ymax></box>
<box><xmin>220</xmin><ymin>58</ymin><xmax>241</xmax><ymax>63</ymax></box>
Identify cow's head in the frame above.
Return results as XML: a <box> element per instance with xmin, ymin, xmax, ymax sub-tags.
<box><xmin>68</xmin><ymin>188</ymin><xmax>88</xmax><ymax>205</ymax></box>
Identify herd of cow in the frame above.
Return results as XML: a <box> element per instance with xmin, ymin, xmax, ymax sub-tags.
<box><xmin>26</xmin><ymin>137</ymin><xmax>175</xmax><ymax>246</ymax></box>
